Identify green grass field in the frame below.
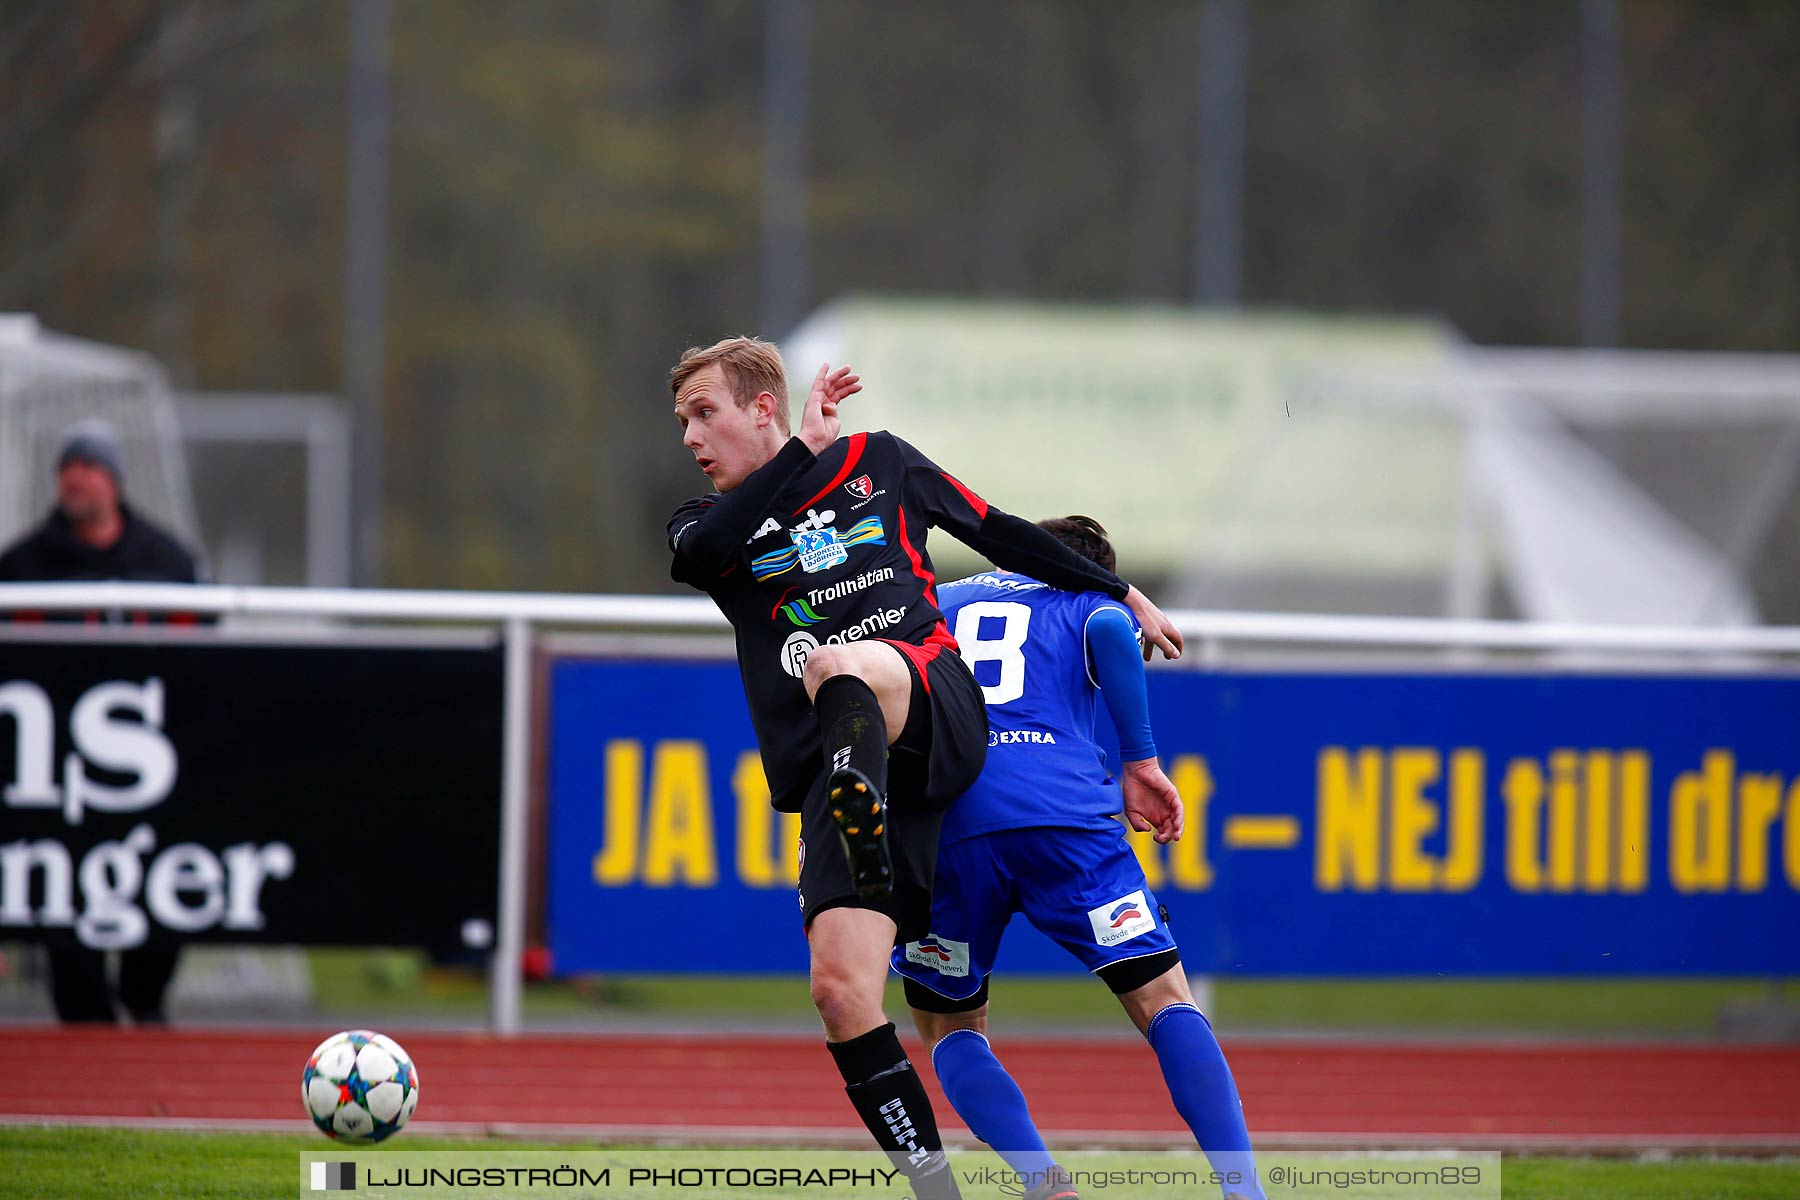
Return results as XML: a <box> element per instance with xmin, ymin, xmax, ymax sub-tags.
<box><xmin>2</xmin><ymin>1128</ymin><xmax>1797</xmax><ymax>1200</ymax></box>
<box><xmin>309</xmin><ymin>950</ymin><xmax>1800</xmax><ymax>1038</ymax></box>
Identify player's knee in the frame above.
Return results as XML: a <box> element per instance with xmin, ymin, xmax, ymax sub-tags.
<box><xmin>915</xmin><ymin>1008</ymin><xmax>986</xmax><ymax>1051</ymax></box>
<box><xmin>801</xmin><ymin>644</ymin><xmax>857</xmax><ymax>694</ymax></box>
<box><xmin>1118</xmin><ymin>960</ymin><xmax>1195</xmax><ymax>1034</ymax></box>
<box><xmin>810</xmin><ymin>963</ymin><xmax>881</xmax><ymax>1034</ymax></box>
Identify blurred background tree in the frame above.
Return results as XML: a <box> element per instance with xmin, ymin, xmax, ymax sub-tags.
<box><xmin>2</xmin><ymin>0</ymin><xmax>1794</xmax><ymax>595</ymax></box>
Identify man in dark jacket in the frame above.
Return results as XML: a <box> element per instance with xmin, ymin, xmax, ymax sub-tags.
<box><xmin>0</xmin><ymin>418</ymin><xmax>203</xmax><ymax>1022</ymax></box>
<box><xmin>0</xmin><ymin>418</ymin><xmax>200</xmax><ymax>592</ymax></box>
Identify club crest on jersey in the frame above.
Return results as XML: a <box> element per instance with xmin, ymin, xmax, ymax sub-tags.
<box><xmin>844</xmin><ymin>474</ymin><xmax>875</xmax><ymax>500</ymax></box>
<box><xmin>750</xmin><ymin>508</ymin><xmax>886</xmax><ymax>580</ymax></box>
<box><xmin>794</xmin><ymin>525</ymin><xmax>849</xmax><ymax>573</ymax></box>
<box><xmin>1087</xmin><ymin>890</ymin><xmax>1156</xmax><ymax>947</ymax></box>
<box><xmin>903</xmin><ymin>935</ymin><xmax>970</xmax><ymax>978</ymax></box>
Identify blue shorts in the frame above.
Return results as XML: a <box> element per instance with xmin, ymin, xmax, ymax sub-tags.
<box><xmin>890</xmin><ymin>825</ymin><xmax>1178</xmax><ymax>1004</ymax></box>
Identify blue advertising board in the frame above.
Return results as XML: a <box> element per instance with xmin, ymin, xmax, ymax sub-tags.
<box><xmin>546</xmin><ymin>659</ymin><xmax>1800</xmax><ymax>975</ymax></box>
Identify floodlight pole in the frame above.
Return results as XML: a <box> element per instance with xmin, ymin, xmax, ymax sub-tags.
<box><xmin>760</xmin><ymin>0</ymin><xmax>811</xmax><ymax>337</ymax></box>
<box><xmin>345</xmin><ymin>0</ymin><xmax>392</xmax><ymax>587</ymax></box>
<box><xmin>1192</xmin><ymin>0</ymin><xmax>1247</xmax><ymax>307</ymax></box>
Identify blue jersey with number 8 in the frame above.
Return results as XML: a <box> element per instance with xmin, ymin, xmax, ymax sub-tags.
<box><xmin>938</xmin><ymin>571</ymin><xmax>1139</xmax><ymax>845</ymax></box>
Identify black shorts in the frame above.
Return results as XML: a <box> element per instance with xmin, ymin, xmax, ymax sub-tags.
<box><xmin>799</xmin><ymin>637</ymin><xmax>987</xmax><ymax>944</ymax></box>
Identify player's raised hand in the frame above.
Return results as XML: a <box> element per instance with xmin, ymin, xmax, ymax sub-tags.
<box><xmin>1123</xmin><ymin>585</ymin><xmax>1184</xmax><ymax>661</ymax></box>
<box><xmin>1122</xmin><ymin>758</ymin><xmax>1184</xmax><ymax>844</ymax></box>
<box><xmin>798</xmin><ymin>363</ymin><xmax>861</xmax><ymax>454</ymax></box>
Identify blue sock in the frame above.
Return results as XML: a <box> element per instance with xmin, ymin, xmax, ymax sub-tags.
<box><xmin>931</xmin><ymin>1029</ymin><xmax>1058</xmax><ymax>1188</ymax></box>
<box><xmin>1146</xmin><ymin>1003</ymin><xmax>1265</xmax><ymax>1200</ymax></box>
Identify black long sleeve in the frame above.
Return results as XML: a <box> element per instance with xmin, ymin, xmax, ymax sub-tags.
<box><xmin>893</xmin><ymin>435</ymin><xmax>1129</xmax><ymax>601</ymax></box>
<box><xmin>963</xmin><ymin>508</ymin><xmax>1128</xmax><ymax>600</ymax></box>
<box><xmin>667</xmin><ymin>437</ymin><xmax>817</xmax><ymax>582</ymax></box>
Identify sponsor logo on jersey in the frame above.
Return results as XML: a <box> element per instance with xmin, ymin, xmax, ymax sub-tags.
<box><xmin>830</xmin><ymin>605</ymin><xmax>908</xmax><ymax>644</ymax></box>
<box><xmin>750</xmin><ymin>509</ymin><xmax>886</xmax><ymax>580</ymax></box>
<box><xmin>776</xmin><ymin>607</ymin><xmax>910</xmax><ymax>675</ymax></box>
<box><xmin>1087</xmin><ymin>890</ymin><xmax>1156</xmax><ymax>947</ymax></box>
<box><xmin>844</xmin><ymin>474</ymin><xmax>874</xmax><ymax>500</ymax></box>
<box><xmin>903</xmin><ymin>935</ymin><xmax>970</xmax><ymax>977</ymax></box>
<box><xmin>779</xmin><ymin>632</ymin><xmax>820</xmax><ymax>678</ymax></box>
<box><xmin>748</xmin><ymin>516</ymin><xmax>785</xmax><ymax>543</ymax></box>
<box><xmin>794</xmin><ymin>525</ymin><xmax>850</xmax><ymax>573</ymax></box>
<box><xmin>1108</xmin><ymin>900</ymin><xmax>1144</xmax><ymax>927</ymax></box>
<box><xmin>807</xmin><ymin>567</ymin><xmax>894</xmax><ymax>607</ymax></box>
<box><xmin>771</xmin><ymin>587</ymin><xmax>827</xmax><ymax>627</ymax></box>
<box><xmin>949</xmin><ymin>572</ymin><xmax>1046</xmax><ymax>594</ymax></box>
<box><xmin>987</xmin><ymin>728</ymin><xmax>1059</xmax><ymax>747</ymax></box>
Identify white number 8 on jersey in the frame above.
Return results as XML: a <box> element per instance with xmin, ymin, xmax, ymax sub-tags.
<box><xmin>952</xmin><ymin>600</ymin><xmax>1032</xmax><ymax>706</ymax></box>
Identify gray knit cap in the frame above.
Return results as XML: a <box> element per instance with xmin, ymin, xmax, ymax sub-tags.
<box><xmin>57</xmin><ymin>417</ymin><xmax>126</xmax><ymax>485</ymax></box>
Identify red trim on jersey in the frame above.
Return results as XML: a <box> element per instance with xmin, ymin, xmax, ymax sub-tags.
<box><xmin>940</xmin><ymin>471</ymin><xmax>989</xmax><ymax>520</ymax></box>
<box><xmin>895</xmin><ymin>505</ymin><xmax>936</xmax><ymax>608</ymax></box>
<box><xmin>769</xmin><ymin>586</ymin><xmax>801</xmax><ymax>621</ymax></box>
<box><xmin>878</xmin><ymin>623</ymin><xmax>954</xmax><ymax>695</ymax></box>
<box><xmin>923</xmin><ymin>620</ymin><xmax>959</xmax><ymax>655</ymax></box>
<box><xmin>880</xmin><ymin>508</ymin><xmax>963</xmax><ymax>694</ymax></box>
<box><xmin>792</xmin><ymin>432</ymin><xmax>866</xmax><ymax>515</ymax></box>
<box><xmin>878</xmin><ymin>636</ymin><xmax>938</xmax><ymax>695</ymax></box>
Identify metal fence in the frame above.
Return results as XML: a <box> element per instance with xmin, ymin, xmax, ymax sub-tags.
<box><xmin>6</xmin><ymin>580</ymin><xmax>1800</xmax><ymax>1032</ymax></box>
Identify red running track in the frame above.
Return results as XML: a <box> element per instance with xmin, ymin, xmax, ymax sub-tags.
<box><xmin>2</xmin><ymin>1027</ymin><xmax>1796</xmax><ymax>1151</ymax></box>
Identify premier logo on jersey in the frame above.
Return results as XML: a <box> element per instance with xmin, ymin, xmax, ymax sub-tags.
<box><xmin>1088</xmin><ymin>890</ymin><xmax>1156</xmax><ymax>947</ymax></box>
<box><xmin>903</xmin><ymin>935</ymin><xmax>971</xmax><ymax>977</ymax></box>
<box><xmin>775</xmin><ymin>607</ymin><xmax>912</xmax><ymax>675</ymax></box>
<box><xmin>779</xmin><ymin>631</ymin><xmax>819</xmax><ymax>678</ymax></box>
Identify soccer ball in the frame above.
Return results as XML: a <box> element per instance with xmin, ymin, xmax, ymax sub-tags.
<box><xmin>302</xmin><ymin>1029</ymin><xmax>420</xmax><ymax>1142</ymax></box>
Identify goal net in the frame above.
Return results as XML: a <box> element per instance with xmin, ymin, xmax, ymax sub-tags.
<box><xmin>0</xmin><ymin>314</ymin><xmax>203</xmax><ymax>555</ymax></box>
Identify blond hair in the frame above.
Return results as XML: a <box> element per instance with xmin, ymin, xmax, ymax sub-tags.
<box><xmin>669</xmin><ymin>337</ymin><xmax>790</xmax><ymax>433</ymax></box>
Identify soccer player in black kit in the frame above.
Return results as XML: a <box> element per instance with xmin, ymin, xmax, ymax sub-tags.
<box><xmin>666</xmin><ymin>337</ymin><xmax>1182</xmax><ymax>1199</ymax></box>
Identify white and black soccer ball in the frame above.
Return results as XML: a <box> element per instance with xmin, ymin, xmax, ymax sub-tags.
<box><xmin>302</xmin><ymin>1029</ymin><xmax>420</xmax><ymax>1142</ymax></box>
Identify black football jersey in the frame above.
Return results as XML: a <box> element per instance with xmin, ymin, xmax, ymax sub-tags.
<box><xmin>669</xmin><ymin>431</ymin><xmax>1126</xmax><ymax>812</ymax></box>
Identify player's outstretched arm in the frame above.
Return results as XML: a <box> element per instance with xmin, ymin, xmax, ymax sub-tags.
<box><xmin>1090</xmin><ymin>605</ymin><xmax>1184</xmax><ymax>843</ymax></box>
<box><xmin>890</xmin><ymin>435</ymin><xmax>1181</xmax><ymax>660</ymax></box>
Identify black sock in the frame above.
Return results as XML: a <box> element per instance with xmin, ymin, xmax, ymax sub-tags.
<box><xmin>828</xmin><ymin>1023</ymin><xmax>961</xmax><ymax>1200</ymax></box>
<box><xmin>814</xmin><ymin>675</ymin><xmax>889</xmax><ymax>797</ymax></box>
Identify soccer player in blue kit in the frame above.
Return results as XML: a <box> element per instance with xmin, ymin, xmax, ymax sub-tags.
<box><xmin>892</xmin><ymin>516</ymin><xmax>1266</xmax><ymax>1200</ymax></box>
